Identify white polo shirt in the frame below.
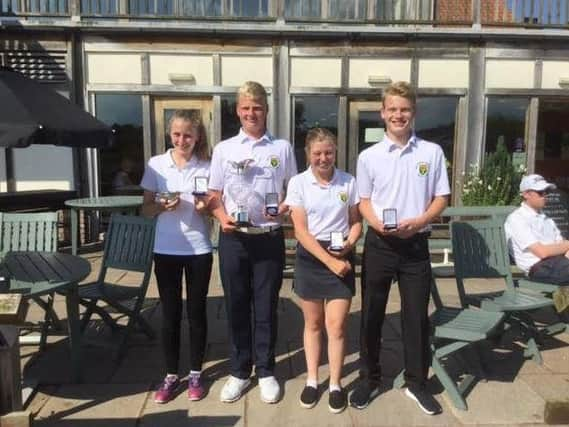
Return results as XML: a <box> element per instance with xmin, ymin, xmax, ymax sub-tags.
<box><xmin>504</xmin><ymin>202</ymin><xmax>563</xmax><ymax>273</ymax></box>
<box><xmin>209</xmin><ymin>129</ymin><xmax>297</xmax><ymax>227</ymax></box>
<box><xmin>140</xmin><ymin>150</ymin><xmax>212</xmax><ymax>255</ymax></box>
<box><xmin>357</xmin><ymin>134</ymin><xmax>450</xmax><ymax>229</ymax></box>
<box><xmin>285</xmin><ymin>167</ymin><xmax>359</xmax><ymax>241</ymax></box>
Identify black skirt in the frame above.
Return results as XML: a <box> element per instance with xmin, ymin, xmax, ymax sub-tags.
<box><xmin>293</xmin><ymin>240</ymin><xmax>355</xmax><ymax>300</ymax></box>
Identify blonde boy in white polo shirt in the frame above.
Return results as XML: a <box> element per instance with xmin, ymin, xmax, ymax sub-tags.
<box><xmin>209</xmin><ymin>81</ymin><xmax>297</xmax><ymax>404</ymax></box>
<box><xmin>351</xmin><ymin>81</ymin><xmax>449</xmax><ymax>415</ymax></box>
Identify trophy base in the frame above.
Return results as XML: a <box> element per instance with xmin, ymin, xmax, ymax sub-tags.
<box><xmin>192</xmin><ymin>191</ymin><xmax>208</xmax><ymax>196</ymax></box>
<box><xmin>265</xmin><ymin>206</ymin><xmax>279</xmax><ymax>216</ymax></box>
<box><xmin>234</xmin><ymin>221</ymin><xmax>252</xmax><ymax>228</ymax></box>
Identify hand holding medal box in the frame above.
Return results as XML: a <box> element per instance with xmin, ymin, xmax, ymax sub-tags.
<box><xmin>192</xmin><ymin>176</ymin><xmax>208</xmax><ymax>196</ymax></box>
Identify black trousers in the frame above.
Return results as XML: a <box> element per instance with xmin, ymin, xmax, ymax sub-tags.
<box><xmin>218</xmin><ymin>228</ymin><xmax>285</xmax><ymax>379</ymax></box>
<box><xmin>154</xmin><ymin>252</ymin><xmax>213</xmax><ymax>374</ymax></box>
<box><xmin>359</xmin><ymin>230</ymin><xmax>432</xmax><ymax>387</ymax></box>
<box><xmin>529</xmin><ymin>255</ymin><xmax>569</xmax><ymax>285</ymax></box>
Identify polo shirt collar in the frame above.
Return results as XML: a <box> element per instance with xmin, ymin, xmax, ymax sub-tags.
<box><xmin>307</xmin><ymin>166</ymin><xmax>338</xmax><ymax>187</ymax></box>
<box><xmin>520</xmin><ymin>202</ymin><xmax>544</xmax><ymax>217</ymax></box>
<box><xmin>165</xmin><ymin>149</ymin><xmax>198</xmax><ymax>169</ymax></box>
<box><xmin>383</xmin><ymin>133</ymin><xmax>417</xmax><ymax>153</ymax></box>
<box><xmin>237</xmin><ymin>128</ymin><xmax>273</xmax><ymax>145</ymax></box>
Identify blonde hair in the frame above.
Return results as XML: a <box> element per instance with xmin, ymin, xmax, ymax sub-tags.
<box><xmin>237</xmin><ymin>81</ymin><xmax>268</xmax><ymax>106</ymax></box>
<box><xmin>168</xmin><ymin>110</ymin><xmax>210</xmax><ymax>161</ymax></box>
<box><xmin>381</xmin><ymin>81</ymin><xmax>417</xmax><ymax>108</ymax></box>
<box><xmin>304</xmin><ymin>128</ymin><xmax>337</xmax><ymax>159</ymax></box>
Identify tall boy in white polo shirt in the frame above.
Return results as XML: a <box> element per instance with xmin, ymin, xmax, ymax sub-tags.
<box><xmin>350</xmin><ymin>81</ymin><xmax>450</xmax><ymax>415</ymax></box>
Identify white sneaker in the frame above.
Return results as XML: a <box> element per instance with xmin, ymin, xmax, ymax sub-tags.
<box><xmin>220</xmin><ymin>376</ymin><xmax>251</xmax><ymax>403</ymax></box>
<box><xmin>259</xmin><ymin>376</ymin><xmax>280</xmax><ymax>403</ymax></box>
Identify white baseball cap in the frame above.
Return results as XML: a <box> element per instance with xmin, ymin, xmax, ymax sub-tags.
<box><xmin>519</xmin><ymin>174</ymin><xmax>556</xmax><ymax>193</ymax></box>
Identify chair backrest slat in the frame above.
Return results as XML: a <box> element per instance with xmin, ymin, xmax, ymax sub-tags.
<box><xmin>0</xmin><ymin>212</ymin><xmax>58</xmax><ymax>252</ymax></box>
<box><xmin>102</xmin><ymin>214</ymin><xmax>156</xmax><ymax>272</ymax></box>
<box><xmin>451</xmin><ymin>218</ymin><xmax>516</xmax><ymax>306</ymax></box>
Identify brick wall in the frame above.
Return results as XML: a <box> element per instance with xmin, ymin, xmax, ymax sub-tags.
<box><xmin>435</xmin><ymin>0</ymin><xmax>514</xmax><ymax>23</ymax></box>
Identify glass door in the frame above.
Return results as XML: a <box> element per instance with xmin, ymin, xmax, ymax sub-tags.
<box><xmin>153</xmin><ymin>98</ymin><xmax>213</xmax><ymax>155</ymax></box>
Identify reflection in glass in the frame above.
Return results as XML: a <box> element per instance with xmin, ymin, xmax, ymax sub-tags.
<box><xmin>95</xmin><ymin>94</ymin><xmax>143</xmax><ymax>196</ymax></box>
<box><xmin>536</xmin><ymin>99</ymin><xmax>569</xmax><ymax>191</ymax></box>
<box><xmin>221</xmin><ymin>96</ymin><xmax>240</xmax><ymax>140</ymax></box>
<box><xmin>285</xmin><ymin>0</ymin><xmax>321</xmax><ymax>17</ymax></box>
<box><xmin>485</xmin><ymin>98</ymin><xmax>529</xmax><ymax>154</ymax></box>
<box><xmin>293</xmin><ymin>96</ymin><xmax>338</xmax><ymax>170</ymax></box>
<box><xmin>357</xmin><ymin>110</ymin><xmax>383</xmax><ymax>157</ymax></box>
<box><xmin>415</xmin><ymin>96</ymin><xmax>458</xmax><ymax>171</ymax></box>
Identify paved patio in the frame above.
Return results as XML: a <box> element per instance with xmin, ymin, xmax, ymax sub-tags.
<box><xmin>10</xmin><ymin>251</ymin><xmax>569</xmax><ymax>426</ymax></box>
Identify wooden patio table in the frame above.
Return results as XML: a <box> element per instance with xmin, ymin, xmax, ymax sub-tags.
<box><xmin>0</xmin><ymin>251</ymin><xmax>91</xmax><ymax>383</ymax></box>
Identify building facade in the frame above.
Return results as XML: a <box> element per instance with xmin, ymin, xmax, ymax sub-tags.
<box><xmin>2</xmin><ymin>0</ymin><xmax>569</xmax><ymax>205</ymax></box>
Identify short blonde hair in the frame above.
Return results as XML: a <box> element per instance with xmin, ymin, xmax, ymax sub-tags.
<box><xmin>304</xmin><ymin>128</ymin><xmax>337</xmax><ymax>159</ymax></box>
<box><xmin>382</xmin><ymin>81</ymin><xmax>416</xmax><ymax>108</ymax></box>
<box><xmin>168</xmin><ymin>110</ymin><xmax>210</xmax><ymax>161</ymax></box>
<box><xmin>237</xmin><ymin>81</ymin><xmax>268</xmax><ymax>106</ymax></box>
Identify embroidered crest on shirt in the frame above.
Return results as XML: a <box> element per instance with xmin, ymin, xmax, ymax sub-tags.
<box><xmin>338</xmin><ymin>191</ymin><xmax>348</xmax><ymax>203</ymax></box>
<box><xmin>417</xmin><ymin>162</ymin><xmax>429</xmax><ymax>177</ymax></box>
<box><xmin>269</xmin><ymin>155</ymin><xmax>280</xmax><ymax>168</ymax></box>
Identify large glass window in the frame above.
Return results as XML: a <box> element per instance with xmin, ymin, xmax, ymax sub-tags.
<box><xmin>293</xmin><ymin>96</ymin><xmax>339</xmax><ymax>171</ymax></box>
<box><xmin>95</xmin><ymin>94</ymin><xmax>143</xmax><ymax>196</ymax></box>
<box><xmin>536</xmin><ymin>99</ymin><xmax>569</xmax><ymax>191</ymax></box>
<box><xmin>485</xmin><ymin>98</ymin><xmax>529</xmax><ymax>155</ymax></box>
<box><xmin>415</xmin><ymin>97</ymin><xmax>458</xmax><ymax>187</ymax></box>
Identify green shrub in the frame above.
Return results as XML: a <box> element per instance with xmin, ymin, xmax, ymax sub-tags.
<box><xmin>462</xmin><ymin>141</ymin><xmax>526</xmax><ymax>206</ymax></box>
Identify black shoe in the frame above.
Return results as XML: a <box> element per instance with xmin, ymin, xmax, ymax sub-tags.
<box><xmin>404</xmin><ymin>385</ymin><xmax>442</xmax><ymax>415</ymax></box>
<box><xmin>328</xmin><ymin>389</ymin><xmax>346</xmax><ymax>414</ymax></box>
<box><xmin>299</xmin><ymin>385</ymin><xmax>318</xmax><ymax>409</ymax></box>
<box><xmin>349</xmin><ymin>381</ymin><xmax>380</xmax><ymax>410</ymax></box>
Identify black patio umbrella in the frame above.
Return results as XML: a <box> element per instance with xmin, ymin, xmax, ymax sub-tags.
<box><xmin>0</xmin><ymin>67</ymin><xmax>114</xmax><ymax>148</ymax></box>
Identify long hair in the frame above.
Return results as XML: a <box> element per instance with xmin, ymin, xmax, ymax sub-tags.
<box><xmin>167</xmin><ymin>110</ymin><xmax>210</xmax><ymax>161</ymax></box>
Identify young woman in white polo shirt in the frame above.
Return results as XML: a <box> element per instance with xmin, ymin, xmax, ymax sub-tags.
<box><xmin>285</xmin><ymin>128</ymin><xmax>362</xmax><ymax>413</ymax></box>
<box><xmin>141</xmin><ymin>110</ymin><xmax>213</xmax><ymax>404</ymax></box>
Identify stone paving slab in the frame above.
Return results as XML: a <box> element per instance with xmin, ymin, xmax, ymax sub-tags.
<box><xmin>139</xmin><ymin>378</ymin><xmax>244</xmax><ymax>427</ymax></box>
<box><xmin>34</xmin><ymin>384</ymin><xmax>150</xmax><ymax>427</ymax></box>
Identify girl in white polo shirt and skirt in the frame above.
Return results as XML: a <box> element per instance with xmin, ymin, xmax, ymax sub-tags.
<box><xmin>141</xmin><ymin>110</ymin><xmax>213</xmax><ymax>404</ymax></box>
<box><xmin>285</xmin><ymin>128</ymin><xmax>362</xmax><ymax>413</ymax></box>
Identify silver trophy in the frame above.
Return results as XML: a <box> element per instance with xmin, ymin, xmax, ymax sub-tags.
<box><xmin>227</xmin><ymin>159</ymin><xmax>255</xmax><ymax>226</ymax></box>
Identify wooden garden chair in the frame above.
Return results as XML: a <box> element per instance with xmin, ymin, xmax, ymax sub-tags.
<box><xmin>0</xmin><ymin>211</ymin><xmax>60</xmax><ymax>351</ymax></box>
<box><xmin>77</xmin><ymin>214</ymin><xmax>156</xmax><ymax>360</ymax></box>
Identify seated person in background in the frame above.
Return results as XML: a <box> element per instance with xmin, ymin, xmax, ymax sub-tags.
<box><xmin>505</xmin><ymin>174</ymin><xmax>569</xmax><ymax>285</ymax></box>
<box><xmin>112</xmin><ymin>157</ymin><xmax>136</xmax><ymax>192</ymax></box>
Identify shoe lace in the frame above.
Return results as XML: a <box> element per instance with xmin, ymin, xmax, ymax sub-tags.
<box><xmin>160</xmin><ymin>376</ymin><xmax>177</xmax><ymax>391</ymax></box>
<box><xmin>189</xmin><ymin>375</ymin><xmax>201</xmax><ymax>388</ymax></box>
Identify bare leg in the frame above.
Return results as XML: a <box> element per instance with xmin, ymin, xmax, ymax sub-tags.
<box><xmin>325</xmin><ymin>298</ymin><xmax>351</xmax><ymax>387</ymax></box>
<box><xmin>300</xmin><ymin>298</ymin><xmax>325</xmax><ymax>382</ymax></box>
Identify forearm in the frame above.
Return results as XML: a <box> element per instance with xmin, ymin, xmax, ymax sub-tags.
<box><xmin>346</xmin><ymin>222</ymin><xmax>362</xmax><ymax>249</ymax></box>
<box><xmin>209</xmin><ymin>191</ymin><xmax>230</xmax><ymax>221</ymax></box>
<box><xmin>142</xmin><ymin>192</ymin><xmax>162</xmax><ymax>218</ymax></box>
<box><xmin>530</xmin><ymin>240</ymin><xmax>569</xmax><ymax>259</ymax></box>
<box><xmin>417</xmin><ymin>195</ymin><xmax>448</xmax><ymax>228</ymax></box>
<box><xmin>295</xmin><ymin>228</ymin><xmax>336</xmax><ymax>266</ymax></box>
<box><xmin>359</xmin><ymin>199</ymin><xmax>381</xmax><ymax>232</ymax></box>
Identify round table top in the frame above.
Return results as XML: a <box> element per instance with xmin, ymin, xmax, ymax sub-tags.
<box><xmin>65</xmin><ymin>195</ymin><xmax>143</xmax><ymax>209</ymax></box>
<box><xmin>1</xmin><ymin>251</ymin><xmax>91</xmax><ymax>298</ymax></box>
